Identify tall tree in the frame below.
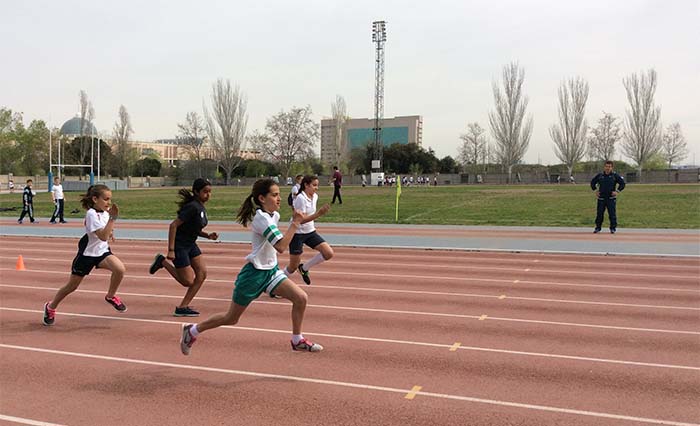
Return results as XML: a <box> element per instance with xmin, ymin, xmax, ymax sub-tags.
<box><xmin>622</xmin><ymin>69</ymin><xmax>662</xmax><ymax>181</ymax></box>
<box><xmin>77</xmin><ymin>90</ymin><xmax>96</xmax><ymax>169</ymax></box>
<box><xmin>661</xmin><ymin>122</ymin><xmax>688</xmax><ymax>169</ymax></box>
<box><xmin>458</xmin><ymin>122</ymin><xmax>486</xmax><ymax>171</ymax></box>
<box><xmin>177</xmin><ymin>111</ymin><xmax>207</xmax><ymax>177</ymax></box>
<box><xmin>113</xmin><ymin>105</ymin><xmax>133</xmax><ymax>178</ymax></box>
<box><xmin>204</xmin><ymin>79</ymin><xmax>248</xmax><ymax>184</ymax></box>
<box><xmin>588</xmin><ymin>112</ymin><xmax>621</xmax><ymax>162</ymax></box>
<box><xmin>331</xmin><ymin>95</ymin><xmax>349</xmax><ymax>167</ymax></box>
<box><xmin>250</xmin><ymin>105</ymin><xmax>318</xmax><ymax>179</ymax></box>
<box><xmin>488</xmin><ymin>62</ymin><xmax>533</xmax><ymax>183</ymax></box>
<box><xmin>550</xmin><ymin>77</ymin><xmax>589</xmax><ymax>177</ymax></box>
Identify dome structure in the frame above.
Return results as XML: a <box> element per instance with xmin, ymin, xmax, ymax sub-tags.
<box><xmin>60</xmin><ymin>116</ymin><xmax>97</xmax><ymax>137</ymax></box>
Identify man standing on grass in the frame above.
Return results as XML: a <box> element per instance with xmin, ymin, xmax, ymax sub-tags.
<box><xmin>590</xmin><ymin>160</ymin><xmax>626</xmax><ymax>234</ymax></box>
<box><xmin>331</xmin><ymin>166</ymin><xmax>342</xmax><ymax>204</ymax></box>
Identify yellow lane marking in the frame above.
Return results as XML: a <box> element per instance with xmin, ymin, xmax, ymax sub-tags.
<box><xmin>513</xmin><ymin>280</ymin><xmax>520</xmax><ymax>284</ymax></box>
<box><xmin>478</xmin><ymin>315</ymin><xmax>488</xmax><ymax>321</ymax></box>
<box><xmin>449</xmin><ymin>342</ymin><xmax>462</xmax><ymax>351</ymax></box>
<box><xmin>498</xmin><ymin>295</ymin><xmax>507</xmax><ymax>299</ymax></box>
<box><xmin>525</xmin><ymin>268</ymin><xmax>531</xmax><ymax>272</ymax></box>
<box><xmin>405</xmin><ymin>385</ymin><xmax>422</xmax><ymax>400</ymax></box>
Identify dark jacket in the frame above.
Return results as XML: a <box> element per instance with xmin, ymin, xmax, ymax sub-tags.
<box><xmin>22</xmin><ymin>187</ymin><xmax>34</xmax><ymax>205</ymax></box>
<box><xmin>590</xmin><ymin>172</ymin><xmax>625</xmax><ymax>198</ymax></box>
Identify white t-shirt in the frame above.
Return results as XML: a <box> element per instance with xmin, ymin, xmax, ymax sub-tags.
<box><xmin>291</xmin><ymin>183</ymin><xmax>300</xmax><ymax>198</ymax></box>
<box><xmin>52</xmin><ymin>184</ymin><xmax>64</xmax><ymax>200</ymax></box>
<box><xmin>245</xmin><ymin>209</ymin><xmax>283</xmax><ymax>270</ymax></box>
<box><xmin>293</xmin><ymin>191</ymin><xmax>317</xmax><ymax>234</ymax></box>
<box><xmin>83</xmin><ymin>208</ymin><xmax>110</xmax><ymax>257</ymax></box>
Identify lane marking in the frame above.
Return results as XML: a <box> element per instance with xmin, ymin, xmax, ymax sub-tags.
<box><xmin>449</xmin><ymin>343</ymin><xmax>462</xmax><ymax>351</ymax></box>
<box><xmin>514</xmin><ymin>280</ymin><xmax>520</xmax><ymax>284</ymax></box>
<box><xmin>1</xmin><ymin>344</ymin><xmax>697</xmax><ymax>426</ymax></box>
<box><xmin>1</xmin><ymin>254</ymin><xmax>698</xmax><ymax>280</ymax></box>
<box><xmin>2</xmin><ymin>265</ymin><xmax>698</xmax><ymax>295</ymax></box>
<box><xmin>0</xmin><ymin>414</ymin><xmax>66</xmax><ymax>426</ymax></box>
<box><xmin>2</xmin><ymin>285</ymin><xmax>699</xmax><ymax>336</ymax></box>
<box><xmin>479</xmin><ymin>315</ymin><xmax>488</xmax><ymax>321</ymax></box>
<box><xmin>404</xmin><ymin>385</ymin><xmax>422</xmax><ymax>400</ymax></box>
<box><xmin>499</xmin><ymin>295</ymin><xmax>507</xmax><ymax>300</ymax></box>
<box><xmin>2</xmin><ymin>307</ymin><xmax>699</xmax><ymax>371</ymax></box>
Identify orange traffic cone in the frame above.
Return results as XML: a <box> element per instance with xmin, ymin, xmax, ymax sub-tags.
<box><xmin>16</xmin><ymin>255</ymin><xmax>26</xmax><ymax>271</ymax></box>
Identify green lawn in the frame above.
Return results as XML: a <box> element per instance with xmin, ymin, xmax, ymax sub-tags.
<box><xmin>1</xmin><ymin>184</ymin><xmax>698</xmax><ymax>228</ymax></box>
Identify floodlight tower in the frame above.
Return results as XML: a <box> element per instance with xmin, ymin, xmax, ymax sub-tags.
<box><xmin>371</xmin><ymin>20</ymin><xmax>386</xmax><ymax>171</ymax></box>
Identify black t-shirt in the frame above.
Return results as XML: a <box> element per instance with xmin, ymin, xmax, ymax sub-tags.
<box><xmin>175</xmin><ymin>200</ymin><xmax>208</xmax><ymax>247</ymax></box>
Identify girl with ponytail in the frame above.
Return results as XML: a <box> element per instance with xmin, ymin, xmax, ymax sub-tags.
<box><xmin>149</xmin><ymin>178</ymin><xmax>218</xmax><ymax>317</ymax></box>
<box><xmin>178</xmin><ymin>178</ymin><xmax>324</xmax><ymax>355</ymax></box>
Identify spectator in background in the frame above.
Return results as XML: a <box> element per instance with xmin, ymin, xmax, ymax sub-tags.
<box><xmin>331</xmin><ymin>166</ymin><xmax>342</xmax><ymax>204</ymax></box>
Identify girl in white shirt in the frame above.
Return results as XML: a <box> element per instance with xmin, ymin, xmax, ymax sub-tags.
<box><xmin>179</xmin><ymin>178</ymin><xmax>323</xmax><ymax>355</ymax></box>
<box><xmin>42</xmin><ymin>185</ymin><xmax>127</xmax><ymax>326</ymax></box>
<box><xmin>282</xmin><ymin>175</ymin><xmax>333</xmax><ymax>285</ymax></box>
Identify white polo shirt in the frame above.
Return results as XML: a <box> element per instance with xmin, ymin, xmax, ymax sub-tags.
<box><xmin>246</xmin><ymin>209</ymin><xmax>283</xmax><ymax>270</ymax></box>
<box><xmin>292</xmin><ymin>191</ymin><xmax>317</xmax><ymax>234</ymax></box>
<box><xmin>83</xmin><ymin>208</ymin><xmax>110</xmax><ymax>257</ymax></box>
<box><xmin>52</xmin><ymin>184</ymin><xmax>64</xmax><ymax>200</ymax></box>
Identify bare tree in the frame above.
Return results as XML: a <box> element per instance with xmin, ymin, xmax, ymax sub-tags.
<box><xmin>622</xmin><ymin>69</ymin><xmax>662</xmax><ymax>181</ymax></box>
<box><xmin>458</xmin><ymin>122</ymin><xmax>486</xmax><ymax>171</ymax></box>
<box><xmin>78</xmin><ymin>90</ymin><xmax>95</xmax><ymax>170</ymax></box>
<box><xmin>550</xmin><ymin>77</ymin><xmax>589</xmax><ymax>178</ymax></box>
<box><xmin>113</xmin><ymin>105</ymin><xmax>133</xmax><ymax>178</ymax></box>
<box><xmin>588</xmin><ymin>112</ymin><xmax>621</xmax><ymax>162</ymax></box>
<box><xmin>250</xmin><ymin>105</ymin><xmax>318</xmax><ymax>178</ymax></box>
<box><xmin>331</xmin><ymin>95</ymin><xmax>349</xmax><ymax>167</ymax></box>
<box><xmin>488</xmin><ymin>62</ymin><xmax>533</xmax><ymax>183</ymax></box>
<box><xmin>661</xmin><ymin>122</ymin><xmax>687</xmax><ymax>169</ymax></box>
<box><xmin>203</xmin><ymin>79</ymin><xmax>247</xmax><ymax>185</ymax></box>
<box><xmin>177</xmin><ymin>111</ymin><xmax>207</xmax><ymax>177</ymax></box>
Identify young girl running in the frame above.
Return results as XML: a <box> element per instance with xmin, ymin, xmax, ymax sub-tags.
<box><xmin>149</xmin><ymin>178</ymin><xmax>218</xmax><ymax>317</ymax></box>
<box><xmin>42</xmin><ymin>185</ymin><xmax>127</xmax><ymax>326</ymax></box>
<box><xmin>283</xmin><ymin>175</ymin><xmax>333</xmax><ymax>285</ymax></box>
<box><xmin>179</xmin><ymin>178</ymin><xmax>323</xmax><ymax>355</ymax></box>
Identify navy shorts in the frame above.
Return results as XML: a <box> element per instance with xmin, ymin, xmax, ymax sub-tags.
<box><xmin>71</xmin><ymin>251</ymin><xmax>112</xmax><ymax>276</ymax></box>
<box><xmin>173</xmin><ymin>243</ymin><xmax>202</xmax><ymax>268</ymax></box>
<box><xmin>289</xmin><ymin>231</ymin><xmax>326</xmax><ymax>255</ymax></box>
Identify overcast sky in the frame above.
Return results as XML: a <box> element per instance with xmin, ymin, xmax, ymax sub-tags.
<box><xmin>2</xmin><ymin>0</ymin><xmax>698</xmax><ymax>165</ymax></box>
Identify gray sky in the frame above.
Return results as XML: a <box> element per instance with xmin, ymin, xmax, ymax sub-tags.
<box><xmin>2</xmin><ymin>0</ymin><xmax>698</xmax><ymax>165</ymax></box>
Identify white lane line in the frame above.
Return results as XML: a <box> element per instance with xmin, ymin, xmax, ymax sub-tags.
<box><xmin>1</xmin><ymin>344</ymin><xmax>697</xmax><ymax>426</ymax></box>
<box><xmin>2</xmin><ymin>272</ymin><xmax>697</xmax><ymax>311</ymax></box>
<box><xmin>2</xmin><ymin>254</ymin><xmax>697</xmax><ymax>280</ymax></box>
<box><xmin>2</xmin><ymin>265</ymin><xmax>698</xmax><ymax>295</ymax></box>
<box><xmin>1</xmin><ymin>307</ymin><xmax>698</xmax><ymax>372</ymax></box>
<box><xmin>0</xmin><ymin>414</ymin><xmax>66</xmax><ymax>426</ymax></box>
<box><xmin>2</xmin><ymin>285</ymin><xmax>699</xmax><ymax>336</ymax></box>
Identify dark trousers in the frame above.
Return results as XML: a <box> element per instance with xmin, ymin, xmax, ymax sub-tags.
<box><xmin>595</xmin><ymin>197</ymin><xmax>617</xmax><ymax>229</ymax></box>
<box><xmin>18</xmin><ymin>203</ymin><xmax>35</xmax><ymax>222</ymax></box>
<box><xmin>50</xmin><ymin>199</ymin><xmax>65</xmax><ymax>222</ymax></box>
<box><xmin>332</xmin><ymin>186</ymin><xmax>342</xmax><ymax>204</ymax></box>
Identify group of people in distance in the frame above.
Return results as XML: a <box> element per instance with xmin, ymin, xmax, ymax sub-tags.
<box><xmin>41</xmin><ymin>175</ymin><xmax>334</xmax><ymax>355</ymax></box>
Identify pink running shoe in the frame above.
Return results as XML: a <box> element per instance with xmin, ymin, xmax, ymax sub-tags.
<box><xmin>104</xmin><ymin>295</ymin><xmax>127</xmax><ymax>312</ymax></box>
<box><xmin>180</xmin><ymin>323</ymin><xmax>197</xmax><ymax>355</ymax></box>
<box><xmin>291</xmin><ymin>338</ymin><xmax>323</xmax><ymax>352</ymax></box>
<box><xmin>43</xmin><ymin>302</ymin><xmax>55</xmax><ymax>326</ymax></box>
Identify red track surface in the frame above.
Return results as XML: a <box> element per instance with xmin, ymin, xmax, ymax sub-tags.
<box><xmin>1</xmin><ymin>235</ymin><xmax>699</xmax><ymax>426</ymax></box>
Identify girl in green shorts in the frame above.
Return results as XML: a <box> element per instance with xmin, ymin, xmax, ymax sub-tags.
<box><xmin>179</xmin><ymin>178</ymin><xmax>324</xmax><ymax>355</ymax></box>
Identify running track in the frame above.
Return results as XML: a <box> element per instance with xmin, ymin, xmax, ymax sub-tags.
<box><xmin>0</xmin><ymin>235</ymin><xmax>698</xmax><ymax>425</ymax></box>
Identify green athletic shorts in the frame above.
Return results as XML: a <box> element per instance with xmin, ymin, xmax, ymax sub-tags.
<box><xmin>233</xmin><ymin>262</ymin><xmax>287</xmax><ymax>306</ymax></box>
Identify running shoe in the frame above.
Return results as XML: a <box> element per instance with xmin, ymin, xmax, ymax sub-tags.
<box><xmin>610</xmin><ymin>228</ymin><xmax>616</xmax><ymax>234</ymax></box>
<box><xmin>174</xmin><ymin>306</ymin><xmax>200</xmax><ymax>317</ymax></box>
<box><xmin>42</xmin><ymin>302</ymin><xmax>55</xmax><ymax>326</ymax></box>
<box><xmin>105</xmin><ymin>295</ymin><xmax>127</xmax><ymax>312</ymax></box>
<box><xmin>298</xmin><ymin>264</ymin><xmax>311</xmax><ymax>285</ymax></box>
<box><xmin>149</xmin><ymin>253</ymin><xmax>165</xmax><ymax>274</ymax></box>
<box><xmin>291</xmin><ymin>338</ymin><xmax>323</xmax><ymax>352</ymax></box>
<box><xmin>180</xmin><ymin>323</ymin><xmax>196</xmax><ymax>355</ymax></box>
<box><xmin>593</xmin><ymin>228</ymin><xmax>601</xmax><ymax>234</ymax></box>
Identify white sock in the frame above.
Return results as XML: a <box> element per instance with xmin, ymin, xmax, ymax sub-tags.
<box><xmin>189</xmin><ymin>324</ymin><xmax>200</xmax><ymax>337</ymax></box>
<box><xmin>283</xmin><ymin>266</ymin><xmax>293</xmax><ymax>277</ymax></box>
<box><xmin>292</xmin><ymin>334</ymin><xmax>304</xmax><ymax>345</ymax></box>
<box><xmin>304</xmin><ymin>253</ymin><xmax>326</xmax><ymax>270</ymax></box>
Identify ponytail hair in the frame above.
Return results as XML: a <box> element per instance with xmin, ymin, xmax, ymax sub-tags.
<box><xmin>236</xmin><ymin>178</ymin><xmax>277</xmax><ymax>227</ymax></box>
<box><xmin>176</xmin><ymin>178</ymin><xmax>211</xmax><ymax>212</ymax></box>
<box><xmin>80</xmin><ymin>184</ymin><xmax>110</xmax><ymax>210</ymax></box>
<box><xmin>299</xmin><ymin>175</ymin><xmax>318</xmax><ymax>194</ymax></box>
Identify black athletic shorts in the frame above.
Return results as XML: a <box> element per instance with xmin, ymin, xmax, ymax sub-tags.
<box><xmin>289</xmin><ymin>231</ymin><xmax>325</xmax><ymax>255</ymax></box>
<box><xmin>173</xmin><ymin>243</ymin><xmax>202</xmax><ymax>268</ymax></box>
<box><xmin>71</xmin><ymin>251</ymin><xmax>112</xmax><ymax>276</ymax></box>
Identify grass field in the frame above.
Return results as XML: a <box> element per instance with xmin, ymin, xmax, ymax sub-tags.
<box><xmin>1</xmin><ymin>184</ymin><xmax>698</xmax><ymax>228</ymax></box>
